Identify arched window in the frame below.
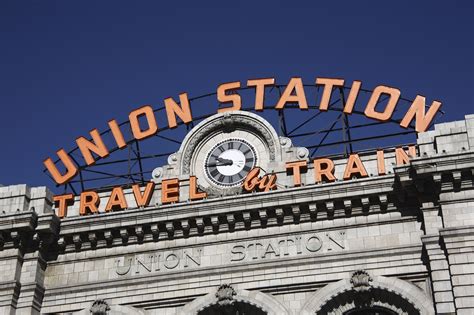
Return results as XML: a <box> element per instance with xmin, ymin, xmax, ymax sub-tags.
<box><xmin>300</xmin><ymin>271</ymin><xmax>435</xmax><ymax>315</ymax></box>
<box><xmin>181</xmin><ymin>284</ymin><xmax>290</xmax><ymax>315</ymax></box>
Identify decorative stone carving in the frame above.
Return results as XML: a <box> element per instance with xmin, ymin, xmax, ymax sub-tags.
<box><xmin>151</xmin><ymin>224</ymin><xmax>159</xmax><ymax>237</ymax></box>
<box><xmin>297</xmin><ymin>147</ymin><xmax>309</xmax><ymax>159</ymax></box>
<box><xmin>279</xmin><ymin>136</ymin><xmax>292</xmax><ymax>148</ymax></box>
<box><xmin>242</xmin><ymin>212</ymin><xmax>251</xmax><ymax>223</ymax></box>
<box><xmin>11</xmin><ymin>231</ymin><xmax>21</xmax><ymax>248</ymax></box>
<box><xmin>325</xmin><ymin>201</ymin><xmax>335</xmax><ymax>213</ymax></box>
<box><xmin>152</xmin><ymin>167</ymin><xmax>163</xmax><ymax>179</ymax></box>
<box><xmin>135</xmin><ymin>226</ymin><xmax>144</xmax><ymax>240</ymax></box>
<box><xmin>57</xmin><ymin>236</ymin><xmax>66</xmax><ymax>250</ymax></box>
<box><xmin>32</xmin><ymin>232</ymin><xmax>40</xmax><ymax>246</ymax></box>
<box><xmin>211</xmin><ymin>216</ymin><xmax>219</xmax><ymax>227</ymax></box>
<box><xmin>90</xmin><ymin>299</ymin><xmax>110</xmax><ymax>315</ymax></box>
<box><xmin>167</xmin><ymin>154</ymin><xmax>178</xmax><ymax>165</ymax></box>
<box><xmin>343</xmin><ymin>199</ymin><xmax>352</xmax><ymax>211</ymax></box>
<box><xmin>291</xmin><ymin>205</ymin><xmax>300</xmax><ymax>217</ymax></box>
<box><xmin>73</xmin><ymin>234</ymin><xmax>82</xmax><ymax>250</ymax></box>
<box><xmin>308</xmin><ymin>204</ymin><xmax>317</xmax><ymax>216</ymax></box>
<box><xmin>351</xmin><ymin>270</ymin><xmax>373</xmax><ymax>292</ymax></box>
<box><xmin>221</xmin><ymin>112</ymin><xmax>236</xmax><ymax>133</ymax></box>
<box><xmin>104</xmin><ymin>230</ymin><xmax>113</xmax><ymax>244</ymax></box>
<box><xmin>226</xmin><ymin>214</ymin><xmax>235</xmax><ymax>226</ymax></box>
<box><xmin>88</xmin><ymin>232</ymin><xmax>97</xmax><ymax>247</ymax></box>
<box><xmin>120</xmin><ymin>229</ymin><xmax>128</xmax><ymax>243</ymax></box>
<box><xmin>361</xmin><ymin>197</ymin><xmax>370</xmax><ymax>208</ymax></box>
<box><xmin>195</xmin><ymin>218</ymin><xmax>204</xmax><ymax>230</ymax></box>
<box><xmin>181</xmin><ymin>219</ymin><xmax>190</xmax><ymax>231</ymax></box>
<box><xmin>166</xmin><ymin>222</ymin><xmax>174</xmax><ymax>236</ymax></box>
<box><xmin>215</xmin><ymin>284</ymin><xmax>236</xmax><ymax>306</ymax></box>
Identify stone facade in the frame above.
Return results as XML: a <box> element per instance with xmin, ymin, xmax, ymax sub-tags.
<box><xmin>1</xmin><ymin>114</ymin><xmax>474</xmax><ymax>314</ymax></box>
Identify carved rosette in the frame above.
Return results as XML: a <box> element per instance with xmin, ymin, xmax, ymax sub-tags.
<box><xmin>350</xmin><ymin>270</ymin><xmax>373</xmax><ymax>292</ymax></box>
<box><xmin>90</xmin><ymin>299</ymin><xmax>110</xmax><ymax>315</ymax></box>
<box><xmin>215</xmin><ymin>284</ymin><xmax>236</xmax><ymax>306</ymax></box>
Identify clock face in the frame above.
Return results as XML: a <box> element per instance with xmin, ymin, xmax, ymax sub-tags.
<box><xmin>205</xmin><ymin>139</ymin><xmax>257</xmax><ymax>187</ymax></box>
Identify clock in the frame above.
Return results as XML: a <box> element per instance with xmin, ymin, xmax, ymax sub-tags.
<box><xmin>204</xmin><ymin>138</ymin><xmax>257</xmax><ymax>187</ymax></box>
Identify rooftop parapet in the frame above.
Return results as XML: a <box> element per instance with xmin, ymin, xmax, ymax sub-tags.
<box><xmin>417</xmin><ymin>114</ymin><xmax>474</xmax><ymax>156</ymax></box>
<box><xmin>0</xmin><ymin>184</ymin><xmax>53</xmax><ymax>215</ymax></box>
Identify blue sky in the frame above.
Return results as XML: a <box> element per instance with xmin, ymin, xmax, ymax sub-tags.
<box><xmin>0</xmin><ymin>1</ymin><xmax>472</xmax><ymax>190</ymax></box>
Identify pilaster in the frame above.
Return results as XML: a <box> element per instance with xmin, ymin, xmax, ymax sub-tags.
<box><xmin>421</xmin><ymin>234</ymin><xmax>456</xmax><ymax>314</ymax></box>
<box><xmin>441</xmin><ymin>226</ymin><xmax>474</xmax><ymax>315</ymax></box>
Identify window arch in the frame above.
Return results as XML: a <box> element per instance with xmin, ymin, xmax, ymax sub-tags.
<box><xmin>300</xmin><ymin>271</ymin><xmax>435</xmax><ymax>315</ymax></box>
<box><xmin>181</xmin><ymin>284</ymin><xmax>290</xmax><ymax>315</ymax></box>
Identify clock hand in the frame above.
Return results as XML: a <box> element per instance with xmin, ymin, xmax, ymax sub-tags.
<box><xmin>216</xmin><ymin>157</ymin><xmax>234</xmax><ymax>164</ymax></box>
<box><xmin>214</xmin><ymin>157</ymin><xmax>233</xmax><ymax>165</ymax></box>
<box><xmin>221</xmin><ymin>158</ymin><xmax>233</xmax><ymax>164</ymax></box>
<box><xmin>206</xmin><ymin>160</ymin><xmax>233</xmax><ymax>167</ymax></box>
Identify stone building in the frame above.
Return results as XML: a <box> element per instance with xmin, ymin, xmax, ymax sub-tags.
<box><xmin>0</xmin><ymin>111</ymin><xmax>473</xmax><ymax>314</ymax></box>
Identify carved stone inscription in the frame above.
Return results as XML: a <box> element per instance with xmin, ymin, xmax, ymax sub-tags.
<box><xmin>230</xmin><ymin>232</ymin><xmax>345</xmax><ymax>262</ymax></box>
<box><xmin>114</xmin><ymin>232</ymin><xmax>345</xmax><ymax>277</ymax></box>
<box><xmin>115</xmin><ymin>248</ymin><xmax>202</xmax><ymax>276</ymax></box>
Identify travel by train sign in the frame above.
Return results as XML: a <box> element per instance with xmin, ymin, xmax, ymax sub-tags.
<box><xmin>53</xmin><ymin>146</ymin><xmax>416</xmax><ymax>219</ymax></box>
<box><xmin>46</xmin><ymin>77</ymin><xmax>443</xmax><ymax>218</ymax></box>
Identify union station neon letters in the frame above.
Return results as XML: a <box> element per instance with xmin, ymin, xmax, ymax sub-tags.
<box><xmin>44</xmin><ymin>77</ymin><xmax>442</xmax><ymax>186</ymax></box>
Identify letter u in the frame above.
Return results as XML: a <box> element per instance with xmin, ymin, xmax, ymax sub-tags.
<box><xmin>43</xmin><ymin>149</ymin><xmax>78</xmax><ymax>185</ymax></box>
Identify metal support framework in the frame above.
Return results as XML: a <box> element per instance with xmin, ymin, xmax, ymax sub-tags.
<box><xmin>134</xmin><ymin>141</ymin><xmax>146</xmax><ymax>185</ymax></box>
<box><xmin>339</xmin><ymin>87</ymin><xmax>353</xmax><ymax>156</ymax></box>
<box><xmin>276</xmin><ymin>86</ymin><xmax>288</xmax><ymax>137</ymax></box>
<box><xmin>43</xmin><ymin>83</ymin><xmax>445</xmax><ymax>193</ymax></box>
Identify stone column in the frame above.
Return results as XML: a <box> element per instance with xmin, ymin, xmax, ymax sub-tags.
<box><xmin>0</xmin><ymin>248</ymin><xmax>23</xmax><ymax>315</ymax></box>
<box><xmin>0</xmin><ymin>185</ymin><xmax>57</xmax><ymax>314</ymax></box>
<box><xmin>421</xmin><ymin>235</ymin><xmax>456</xmax><ymax>314</ymax></box>
<box><xmin>441</xmin><ymin>226</ymin><xmax>474</xmax><ymax>315</ymax></box>
<box><xmin>15</xmin><ymin>252</ymin><xmax>47</xmax><ymax>315</ymax></box>
<box><xmin>438</xmin><ymin>188</ymin><xmax>474</xmax><ymax>314</ymax></box>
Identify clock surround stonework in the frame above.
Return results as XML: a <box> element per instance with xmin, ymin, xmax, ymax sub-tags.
<box><xmin>152</xmin><ymin>111</ymin><xmax>308</xmax><ymax>196</ymax></box>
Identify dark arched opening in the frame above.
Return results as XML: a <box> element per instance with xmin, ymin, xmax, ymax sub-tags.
<box><xmin>318</xmin><ymin>287</ymin><xmax>420</xmax><ymax>315</ymax></box>
<box><xmin>198</xmin><ymin>301</ymin><xmax>267</xmax><ymax>315</ymax></box>
<box><xmin>345</xmin><ymin>306</ymin><xmax>398</xmax><ymax>315</ymax></box>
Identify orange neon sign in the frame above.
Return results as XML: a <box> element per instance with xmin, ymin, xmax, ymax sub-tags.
<box><xmin>44</xmin><ymin>77</ymin><xmax>442</xmax><ymax>186</ymax></box>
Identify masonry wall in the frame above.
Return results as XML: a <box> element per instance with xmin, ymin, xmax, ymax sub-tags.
<box><xmin>40</xmin><ymin>210</ymin><xmax>426</xmax><ymax>313</ymax></box>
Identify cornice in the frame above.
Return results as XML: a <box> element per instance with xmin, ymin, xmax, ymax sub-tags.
<box><xmin>60</xmin><ymin>175</ymin><xmax>396</xmax><ymax>230</ymax></box>
<box><xmin>54</xmin><ymin>175</ymin><xmax>399</xmax><ymax>253</ymax></box>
